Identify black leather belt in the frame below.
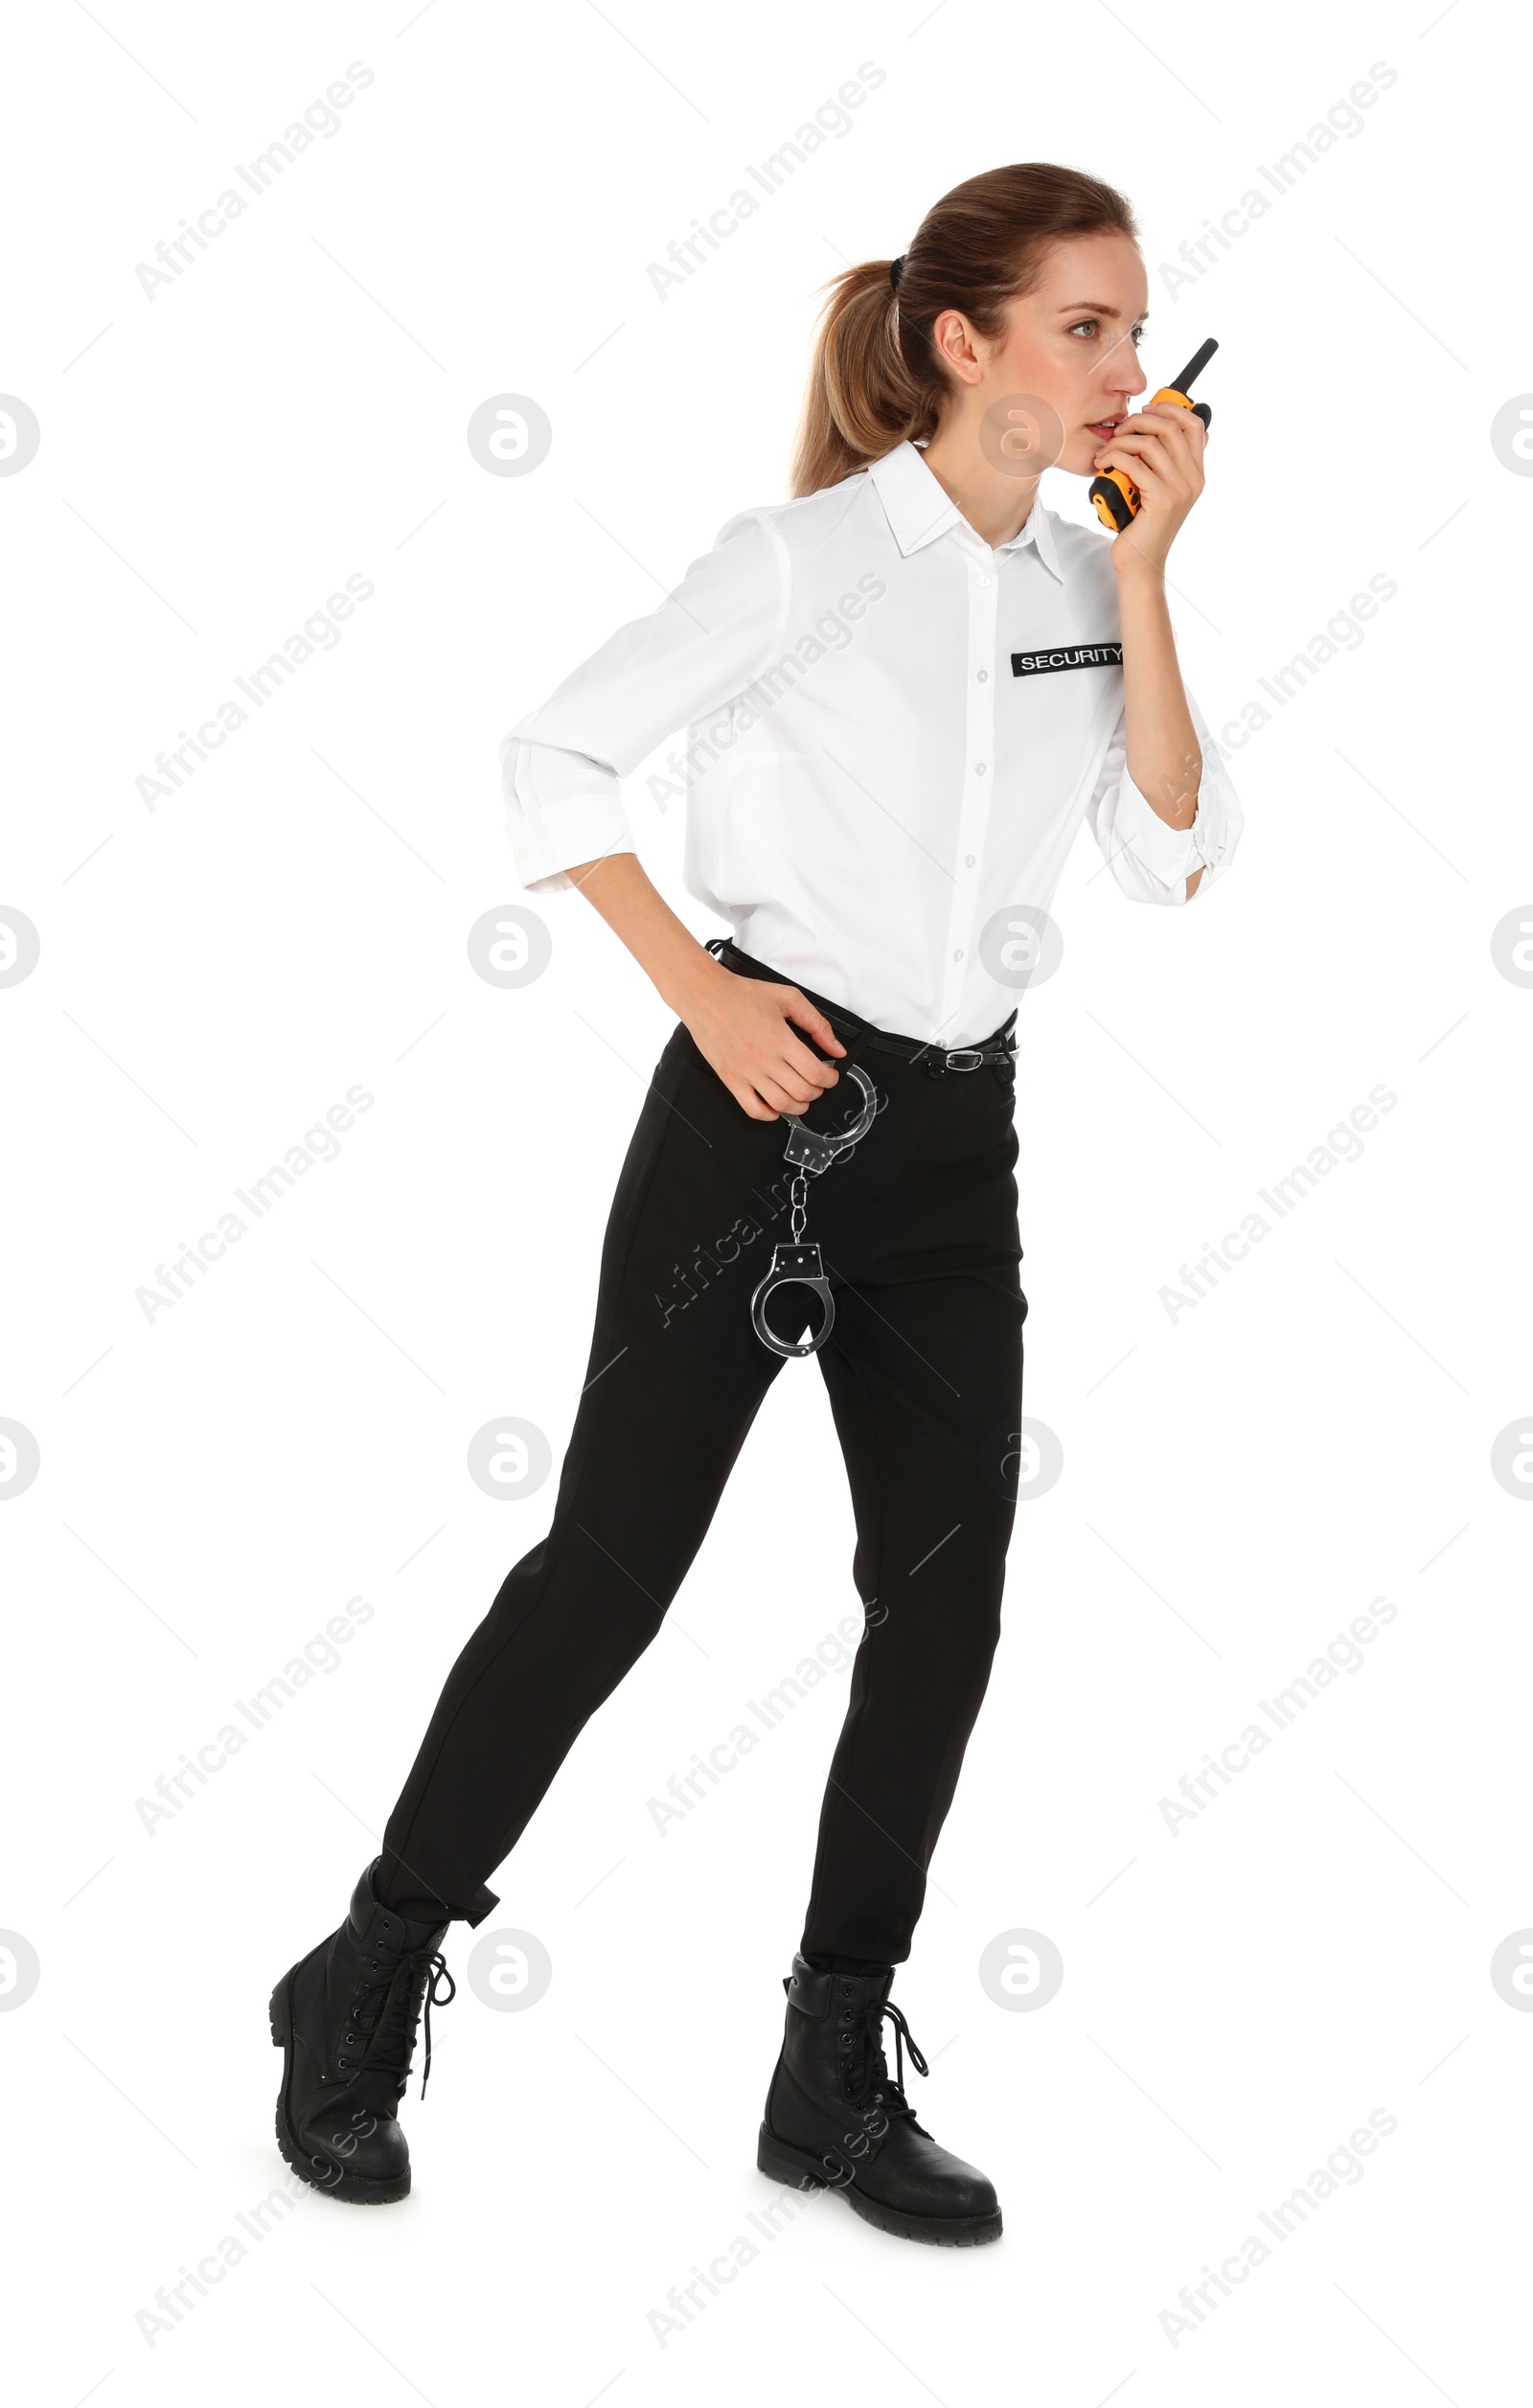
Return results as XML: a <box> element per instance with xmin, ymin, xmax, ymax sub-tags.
<box><xmin>867</xmin><ymin>1026</ymin><xmax>1018</xmax><ymax>1077</ymax></box>
<box><xmin>705</xmin><ymin>937</ymin><xmax>1018</xmax><ymax>1081</ymax></box>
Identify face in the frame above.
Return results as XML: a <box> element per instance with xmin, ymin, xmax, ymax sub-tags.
<box><xmin>931</xmin><ymin>231</ymin><xmax>1151</xmax><ymax>477</ymax></box>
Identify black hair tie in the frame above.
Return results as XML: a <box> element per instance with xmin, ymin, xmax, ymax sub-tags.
<box><xmin>889</xmin><ymin>255</ymin><xmax>905</xmax><ymax>291</ymax></box>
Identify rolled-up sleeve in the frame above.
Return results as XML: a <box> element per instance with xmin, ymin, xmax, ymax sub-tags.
<box><xmin>1085</xmin><ymin>682</ymin><xmax>1244</xmax><ymax>906</ymax></box>
<box><xmin>501</xmin><ymin>509</ymin><xmax>789</xmax><ymax>894</ymax></box>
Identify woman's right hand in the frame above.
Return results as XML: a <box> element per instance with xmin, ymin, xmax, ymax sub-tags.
<box><xmin>681</xmin><ymin>963</ymin><xmax>846</xmax><ymax>1121</ymax></box>
<box><xmin>558</xmin><ymin>856</ymin><xmax>848</xmax><ymax>1121</ymax></box>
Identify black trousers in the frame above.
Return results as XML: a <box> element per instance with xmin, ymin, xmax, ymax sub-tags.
<box><xmin>378</xmin><ymin>947</ymin><xmax>1027</xmax><ymax>1965</ymax></box>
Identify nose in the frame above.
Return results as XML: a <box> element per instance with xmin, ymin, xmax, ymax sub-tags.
<box><xmin>1107</xmin><ymin>345</ymin><xmax>1148</xmax><ymax>401</ymax></box>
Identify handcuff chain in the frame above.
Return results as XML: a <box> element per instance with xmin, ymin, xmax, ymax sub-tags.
<box><xmin>789</xmin><ymin>1173</ymin><xmax>808</xmax><ymax>1242</ymax></box>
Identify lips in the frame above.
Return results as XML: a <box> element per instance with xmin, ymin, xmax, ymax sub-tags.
<box><xmin>1087</xmin><ymin>417</ymin><xmax>1123</xmax><ymax>438</ymax></box>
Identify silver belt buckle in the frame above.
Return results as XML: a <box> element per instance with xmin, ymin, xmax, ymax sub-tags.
<box><xmin>944</xmin><ymin>1047</ymin><xmax>985</xmax><ymax>1072</ymax></box>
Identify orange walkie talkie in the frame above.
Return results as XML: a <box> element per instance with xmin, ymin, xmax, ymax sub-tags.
<box><xmin>1089</xmin><ymin>337</ymin><xmax>1218</xmax><ymax>531</ymax></box>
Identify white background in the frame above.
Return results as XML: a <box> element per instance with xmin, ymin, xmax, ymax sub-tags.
<box><xmin>2</xmin><ymin>2</ymin><xmax>1527</xmax><ymax>2402</ymax></box>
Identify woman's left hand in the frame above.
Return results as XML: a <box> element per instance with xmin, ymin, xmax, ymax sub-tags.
<box><xmin>1093</xmin><ymin>402</ymin><xmax>1207</xmax><ymax>578</ymax></box>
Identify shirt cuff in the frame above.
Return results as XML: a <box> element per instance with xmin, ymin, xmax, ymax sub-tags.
<box><xmin>508</xmin><ymin>792</ymin><xmax>635</xmax><ymax>893</ymax></box>
<box><xmin>502</xmin><ymin>732</ymin><xmax>636</xmax><ymax>893</ymax></box>
<box><xmin>1114</xmin><ymin>763</ymin><xmax>1228</xmax><ymax>895</ymax></box>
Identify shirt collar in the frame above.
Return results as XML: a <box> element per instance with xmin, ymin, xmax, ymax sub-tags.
<box><xmin>867</xmin><ymin>438</ymin><xmax>1064</xmax><ymax>584</ymax></box>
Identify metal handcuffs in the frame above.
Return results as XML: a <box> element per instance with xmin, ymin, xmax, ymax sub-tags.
<box><xmin>749</xmin><ymin>1063</ymin><xmax>879</xmax><ymax>1358</ymax></box>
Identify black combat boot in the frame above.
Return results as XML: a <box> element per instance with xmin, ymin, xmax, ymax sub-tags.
<box><xmin>758</xmin><ymin>1953</ymin><xmax>1002</xmax><ymax>2246</ymax></box>
<box><xmin>269</xmin><ymin>1858</ymin><xmax>456</xmax><ymax>2203</ymax></box>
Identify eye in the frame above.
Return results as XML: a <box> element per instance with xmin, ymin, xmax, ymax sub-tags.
<box><xmin>1066</xmin><ymin>317</ymin><xmax>1146</xmax><ymax>346</ymax></box>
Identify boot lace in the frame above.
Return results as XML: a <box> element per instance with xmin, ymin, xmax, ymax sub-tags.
<box><xmin>843</xmin><ymin>1996</ymin><xmax>929</xmax><ymax>2123</ymax></box>
<box><xmin>340</xmin><ymin>1943</ymin><xmax>456</xmax><ymax>2100</ymax></box>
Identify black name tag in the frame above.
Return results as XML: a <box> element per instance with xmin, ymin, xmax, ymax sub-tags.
<box><xmin>1011</xmin><ymin>642</ymin><xmax>1123</xmax><ymax>677</ymax></box>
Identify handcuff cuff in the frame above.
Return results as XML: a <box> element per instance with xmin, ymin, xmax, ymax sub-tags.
<box><xmin>749</xmin><ymin>1064</ymin><xmax>879</xmax><ymax>1359</ymax></box>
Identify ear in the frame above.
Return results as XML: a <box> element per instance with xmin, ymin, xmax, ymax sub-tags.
<box><xmin>931</xmin><ymin>307</ymin><xmax>983</xmax><ymax>385</ymax></box>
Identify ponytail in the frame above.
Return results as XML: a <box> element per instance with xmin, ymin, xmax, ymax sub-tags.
<box><xmin>789</xmin><ymin>162</ymin><xmax>1139</xmax><ymax>498</ymax></box>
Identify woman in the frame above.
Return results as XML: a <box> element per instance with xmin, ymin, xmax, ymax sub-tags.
<box><xmin>270</xmin><ymin>161</ymin><xmax>1242</xmax><ymax>2246</ymax></box>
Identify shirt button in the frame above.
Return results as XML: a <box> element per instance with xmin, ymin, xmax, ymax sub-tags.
<box><xmin>974</xmin><ymin>762</ymin><xmax>988</xmax><ymax>776</ymax></box>
<box><xmin>977</xmin><ymin>573</ymin><xmax>993</xmax><ymax>588</ymax></box>
<box><xmin>965</xmin><ymin>854</ymin><xmax>975</xmax><ymax>868</ymax></box>
<box><xmin>976</xmin><ymin>667</ymin><xmax>988</xmax><ymax>681</ymax></box>
<box><xmin>952</xmin><ymin>948</ymin><xmax>964</xmax><ymax>962</ymax></box>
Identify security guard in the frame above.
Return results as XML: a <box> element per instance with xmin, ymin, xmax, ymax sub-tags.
<box><xmin>270</xmin><ymin>159</ymin><xmax>1243</xmax><ymax>2247</ymax></box>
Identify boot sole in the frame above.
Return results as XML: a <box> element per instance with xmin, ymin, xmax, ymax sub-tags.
<box><xmin>269</xmin><ymin>1975</ymin><xmax>411</xmax><ymax>2205</ymax></box>
<box><xmin>757</xmin><ymin>2122</ymin><xmax>1002</xmax><ymax>2247</ymax></box>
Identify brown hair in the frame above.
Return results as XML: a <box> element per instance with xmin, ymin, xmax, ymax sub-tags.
<box><xmin>789</xmin><ymin>162</ymin><xmax>1138</xmax><ymax>498</ymax></box>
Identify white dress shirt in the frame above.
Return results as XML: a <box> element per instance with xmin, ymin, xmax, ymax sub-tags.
<box><xmin>503</xmin><ymin>437</ymin><xmax>1242</xmax><ymax>1046</ymax></box>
